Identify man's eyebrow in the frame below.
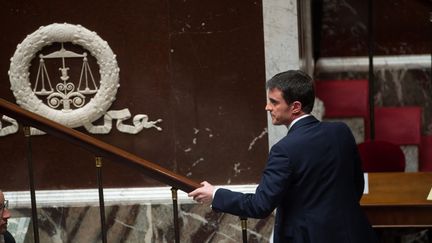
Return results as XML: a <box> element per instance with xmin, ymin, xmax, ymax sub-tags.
<box><xmin>269</xmin><ymin>98</ymin><xmax>278</xmax><ymax>103</ymax></box>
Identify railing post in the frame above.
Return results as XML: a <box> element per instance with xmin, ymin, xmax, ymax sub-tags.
<box><xmin>23</xmin><ymin>126</ymin><xmax>40</xmax><ymax>243</ymax></box>
<box><xmin>23</xmin><ymin>127</ymin><xmax>41</xmax><ymax>243</ymax></box>
<box><xmin>171</xmin><ymin>187</ymin><xmax>180</xmax><ymax>243</ymax></box>
<box><xmin>240</xmin><ymin>217</ymin><xmax>248</xmax><ymax>243</ymax></box>
<box><xmin>95</xmin><ymin>156</ymin><xmax>108</xmax><ymax>243</ymax></box>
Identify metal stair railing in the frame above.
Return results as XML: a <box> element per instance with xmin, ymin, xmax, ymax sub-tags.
<box><xmin>0</xmin><ymin>98</ymin><xmax>248</xmax><ymax>243</ymax></box>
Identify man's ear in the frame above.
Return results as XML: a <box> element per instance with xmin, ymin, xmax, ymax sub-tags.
<box><xmin>292</xmin><ymin>101</ymin><xmax>303</xmax><ymax>114</ymax></box>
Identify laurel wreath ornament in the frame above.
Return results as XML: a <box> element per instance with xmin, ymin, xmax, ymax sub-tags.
<box><xmin>8</xmin><ymin>23</ymin><xmax>120</xmax><ymax>128</ymax></box>
<box><xmin>3</xmin><ymin>23</ymin><xmax>162</xmax><ymax>136</ymax></box>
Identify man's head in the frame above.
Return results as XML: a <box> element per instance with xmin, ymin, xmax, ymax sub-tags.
<box><xmin>0</xmin><ymin>191</ymin><xmax>10</xmax><ymax>234</ymax></box>
<box><xmin>265</xmin><ymin>70</ymin><xmax>315</xmax><ymax>126</ymax></box>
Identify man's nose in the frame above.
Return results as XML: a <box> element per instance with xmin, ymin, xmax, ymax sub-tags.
<box><xmin>265</xmin><ymin>103</ymin><xmax>272</xmax><ymax>111</ymax></box>
<box><xmin>2</xmin><ymin>209</ymin><xmax>11</xmax><ymax>219</ymax></box>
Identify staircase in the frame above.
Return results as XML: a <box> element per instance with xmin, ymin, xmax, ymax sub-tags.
<box><xmin>315</xmin><ymin>79</ymin><xmax>432</xmax><ymax>172</ymax></box>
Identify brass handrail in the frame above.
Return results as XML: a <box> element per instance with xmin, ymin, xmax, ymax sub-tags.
<box><xmin>0</xmin><ymin>98</ymin><xmax>200</xmax><ymax>192</ymax></box>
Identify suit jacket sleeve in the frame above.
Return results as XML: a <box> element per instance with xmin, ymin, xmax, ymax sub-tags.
<box><xmin>342</xmin><ymin>123</ymin><xmax>365</xmax><ymax>200</ymax></box>
<box><xmin>212</xmin><ymin>142</ymin><xmax>294</xmax><ymax>219</ymax></box>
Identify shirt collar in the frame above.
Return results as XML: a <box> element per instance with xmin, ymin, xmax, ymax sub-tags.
<box><xmin>287</xmin><ymin>114</ymin><xmax>312</xmax><ymax>132</ymax></box>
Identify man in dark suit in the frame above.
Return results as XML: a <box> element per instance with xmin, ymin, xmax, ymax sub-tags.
<box><xmin>189</xmin><ymin>70</ymin><xmax>377</xmax><ymax>242</ymax></box>
<box><xmin>0</xmin><ymin>191</ymin><xmax>16</xmax><ymax>243</ymax></box>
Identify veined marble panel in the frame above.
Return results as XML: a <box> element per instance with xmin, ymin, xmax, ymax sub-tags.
<box><xmin>10</xmin><ymin>202</ymin><xmax>274</xmax><ymax>242</ymax></box>
<box><xmin>4</xmin><ymin>185</ymin><xmax>257</xmax><ymax>208</ymax></box>
<box><xmin>6</xmin><ymin>185</ymin><xmax>273</xmax><ymax>242</ymax></box>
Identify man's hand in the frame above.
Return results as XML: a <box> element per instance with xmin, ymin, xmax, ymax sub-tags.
<box><xmin>188</xmin><ymin>181</ymin><xmax>214</xmax><ymax>204</ymax></box>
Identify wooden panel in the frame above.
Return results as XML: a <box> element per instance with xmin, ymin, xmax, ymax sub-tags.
<box><xmin>0</xmin><ymin>0</ymin><xmax>267</xmax><ymax>190</ymax></box>
<box><xmin>361</xmin><ymin>172</ymin><xmax>432</xmax><ymax>226</ymax></box>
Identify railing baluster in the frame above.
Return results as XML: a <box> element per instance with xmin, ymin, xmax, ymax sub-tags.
<box><xmin>95</xmin><ymin>156</ymin><xmax>108</xmax><ymax>243</ymax></box>
<box><xmin>240</xmin><ymin>217</ymin><xmax>248</xmax><ymax>243</ymax></box>
<box><xmin>171</xmin><ymin>187</ymin><xmax>180</xmax><ymax>243</ymax></box>
<box><xmin>23</xmin><ymin>126</ymin><xmax>40</xmax><ymax>243</ymax></box>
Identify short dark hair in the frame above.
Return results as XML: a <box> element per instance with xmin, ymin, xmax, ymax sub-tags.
<box><xmin>266</xmin><ymin>70</ymin><xmax>315</xmax><ymax>113</ymax></box>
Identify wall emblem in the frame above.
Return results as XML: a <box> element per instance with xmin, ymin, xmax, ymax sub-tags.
<box><xmin>2</xmin><ymin>23</ymin><xmax>162</xmax><ymax>136</ymax></box>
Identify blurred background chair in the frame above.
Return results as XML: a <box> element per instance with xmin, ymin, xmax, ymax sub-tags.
<box><xmin>419</xmin><ymin>135</ymin><xmax>432</xmax><ymax>172</ymax></box>
<box><xmin>374</xmin><ymin>107</ymin><xmax>421</xmax><ymax>145</ymax></box>
<box><xmin>374</xmin><ymin>107</ymin><xmax>421</xmax><ymax>172</ymax></box>
<box><xmin>358</xmin><ymin>140</ymin><xmax>406</xmax><ymax>172</ymax></box>
<box><xmin>315</xmin><ymin>79</ymin><xmax>370</xmax><ymax>139</ymax></box>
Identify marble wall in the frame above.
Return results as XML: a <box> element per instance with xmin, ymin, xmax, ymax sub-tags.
<box><xmin>10</xmin><ymin>203</ymin><xmax>274</xmax><ymax>243</ymax></box>
<box><xmin>315</xmin><ymin>0</ymin><xmax>431</xmax><ymax>135</ymax></box>
<box><xmin>5</xmin><ymin>186</ymin><xmax>274</xmax><ymax>242</ymax></box>
<box><xmin>0</xmin><ymin>0</ymin><xmax>431</xmax><ymax>242</ymax></box>
<box><xmin>314</xmin><ymin>0</ymin><xmax>431</xmax><ymax>172</ymax></box>
<box><xmin>318</xmin><ymin>0</ymin><xmax>431</xmax><ymax>133</ymax></box>
<box><xmin>0</xmin><ymin>0</ymin><xmax>268</xmax><ymax>189</ymax></box>
<box><xmin>0</xmin><ymin>0</ymin><xmax>288</xmax><ymax>241</ymax></box>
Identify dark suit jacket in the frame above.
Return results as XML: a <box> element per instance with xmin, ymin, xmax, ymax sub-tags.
<box><xmin>3</xmin><ymin>231</ymin><xmax>16</xmax><ymax>243</ymax></box>
<box><xmin>212</xmin><ymin>116</ymin><xmax>377</xmax><ymax>243</ymax></box>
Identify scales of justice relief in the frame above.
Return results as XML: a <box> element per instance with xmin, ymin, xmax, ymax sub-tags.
<box><xmin>2</xmin><ymin>23</ymin><xmax>162</xmax><ymax>136</ymax></box>
<box><xmin>35</xmin><ymin>43</ymin><xmax>98</xmax><ymax>111</ymax></box>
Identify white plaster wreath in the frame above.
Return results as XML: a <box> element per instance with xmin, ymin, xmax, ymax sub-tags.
<box><xmin>5</xmin><ymin>23</ymin><xmax>162</xmax><ymax>136</ymax></box>
<box><xmin>8</xmin><ymin>23</ymin><xmax>120</xmax><ymax>128</ymax></box>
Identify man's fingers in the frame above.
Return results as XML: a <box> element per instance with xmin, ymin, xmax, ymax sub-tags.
<box><xmin>189</xmin><ymin>190</ymin><xmax>203</xmax><ymax>200</ymax></box>
<box><xmin>188</xmin><ymin>181</ymin><xmax>213</xmax><ymax>204</ymax></box>
<box><xmin>188</xmin><ymin>188</ymin><xmax>201</xmax><ymax>197</ymax></box>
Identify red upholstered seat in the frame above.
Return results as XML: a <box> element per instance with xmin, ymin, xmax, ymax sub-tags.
<box><xmin>315</xmin><ymin>79</ymin><xmax>370</xmax><ymax>138</ymax></box>
<box><xmin>374</xmin><ymin>107</ymin><xmax>421</xmax><ymax>145</ymax></box>
<box><xmin>419</xmin><ymin>135</ymin><xmax>432</xmax><ymax>172</ymax></box>
<box><xmin>358</xmin><ymin>140</ymin><xmax>405</xmax><ymax>172</ymax></box>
